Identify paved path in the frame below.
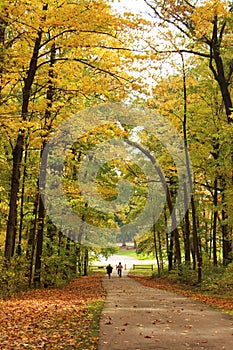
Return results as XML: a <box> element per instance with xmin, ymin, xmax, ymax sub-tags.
<box><xmin>98</xmin><ymin>260</ymin><xmax>233</xmax><ymax>350</ymax></box>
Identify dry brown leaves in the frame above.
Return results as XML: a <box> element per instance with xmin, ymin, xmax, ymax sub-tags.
<box><xmin>0</xmin><ymin>274</ymin><xmax>106</xmax><ymax>349</ymax></box>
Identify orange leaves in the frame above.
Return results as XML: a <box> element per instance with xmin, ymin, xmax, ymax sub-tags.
<box><xmin>0</xmin><ymin>274</ymin><xmax>105</xmax><ymax>349</ymax></box>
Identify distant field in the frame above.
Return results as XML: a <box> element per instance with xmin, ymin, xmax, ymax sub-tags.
<box><xmin>116</xmin><ymin>248</ymin><xmax>154</xmax><ymax>260</ymax></box>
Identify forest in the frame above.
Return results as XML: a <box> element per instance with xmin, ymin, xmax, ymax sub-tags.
<box><xmin>0</xmin><ymin>0</ymin><xmax>233</xmax><ymax>296</ymax></box>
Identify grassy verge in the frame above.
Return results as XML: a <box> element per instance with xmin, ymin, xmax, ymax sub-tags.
<box><xmin>129</xmin><ymin>267</ymin><xmax>156</xmax><ymax>276</ymax></box>
<box><xmin>66</xmin><ymin>299</ymin><xmax>105</xmax><ymax>350</ymax></box>
<box><xmin>116</xmin><ymin>248</ymin><xmax>154</xmax><ymax>260</ymax></box>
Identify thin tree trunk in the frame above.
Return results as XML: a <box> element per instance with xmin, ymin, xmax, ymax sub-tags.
<box><xmin>221</xmin><ymin>190</ymin><xmax>232</xmax><ymax>265</ymax></box>
<box><xmin>157</xmin><ymin>229</ymin><xmax>163</xmax><ymax>270</ymax></box>
<box><xmin>165</xmin><ymin>210</ymin><xmax>173</xmax><ymax>271</ymax></box>
<box><xmin>76</xmin><ymin>245</ymin><xmax>82</xmax><ymax>275</ymax></box>
<box><xmin>191</xmin><ymin>196</ymin><xmax>202</xmax><ymax>282</ymax></box>
<box><xmin>180</xmin><ymin>52</ymin><xmax>201</xmax><ymax>282</ymax></box>
<box><xmin>34</xmin><ymin>41</ymin><xmax>56</xmax><ymax>286</ymax></box>
<box><xmin>33</xmin><ymin>194</ymin><xmax>45</xmax><ymax>286</ymax></box>
<box><xmin>83</xmin><ymin>247</ymin><xmax>88</xmax><ymax>276</ymax></box>
<box><xmin>27</xmin><ymin>191</ymin><xmax>39</xmax><ymax>288</ymax></box>
<box><xmin>183</xmin><ymin>181</ymin><xmax>191</xmax><ymax>265</ymax></box>
<box><xmin>17</xmin><ymin>145</ymin><xmax>28</xmax><ymax>255</ymax></box>
<box><xmin>212</xmin><ymin>178</ymin><xmax>218</xmax><ymax>266</ymax></box>
<box><xmin>153</xmin><ymin>225</ymin><xmax>160</xmax><ymax>276</ymax></box>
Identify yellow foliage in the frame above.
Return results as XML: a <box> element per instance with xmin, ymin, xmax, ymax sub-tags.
<box><xmin>191</xmin><ymin>0</ymin><xmax>230</xmax><ymax>38</ymax></box>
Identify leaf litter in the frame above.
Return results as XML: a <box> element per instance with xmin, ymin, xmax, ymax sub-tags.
<box><xmin>0</xmin><ymin>274</ymin><xmax>105</xmax><ymax>349</ymax></box>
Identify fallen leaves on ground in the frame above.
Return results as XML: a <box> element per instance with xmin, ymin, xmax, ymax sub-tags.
<box><xmin>129</xmin><ymin>274</ymin><xmax>233</xmax><ymax>314</ymax></box>
<box><xmin>0</xmin><ymin>274</ymin><xmax>105</xmax><ymax>349</ymax></box>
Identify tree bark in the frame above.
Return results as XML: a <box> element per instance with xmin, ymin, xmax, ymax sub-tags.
<box><xmin>4</xmin><ymin>28</ymin><xmax>44</xmax><ymax>261</ymax></box>
<box><xmin>209</xmin><ymin>16</ymin><xmax>233</xmax><ymax>123</ymax></box>
<box><xmin>221</xmin><ymin>190</ymin><xmax>232</xmax><ymax>265</ymax></box>
<box><xmin>34</xmin><ymin>41</ymin><xmax>55</xmax><ymax>285</ymax></box>
<box><xmin>212</xmin><ymin>178</ymin><xmax>218</xmax><ymax>266</ymax></box>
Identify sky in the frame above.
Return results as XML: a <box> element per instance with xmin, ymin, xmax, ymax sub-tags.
<box><xmin>111</xmin><ymin>0</ymin><xmax>153</xmax><ymax>16</ymax></box>
<box><xmin>110</xmin><ymin>0</ymin><xmax>162</xmax><ymax>97</ymax></box>
<box><xmin>111</xmin><ymin>0</ymin><xmax>183</xmax><ymax>84</ymax></box>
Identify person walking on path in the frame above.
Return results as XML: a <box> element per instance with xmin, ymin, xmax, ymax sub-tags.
<box><xmin>98</xmin><ymin>269</ymin><xmax>233</xmax><ymax>350</ymax></box>
<box><xmin>116</xmin><ymin>262</ymin><xmax>123</xmax><ymax>277</ymax></box>
<box><xmin>106</xmin><ymin>264</ymin><xmax>113</xmax><ymax>279</ymax></box>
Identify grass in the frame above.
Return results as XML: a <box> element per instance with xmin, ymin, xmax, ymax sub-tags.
<box><xmin>75</xmin><ymin>299</ymin><xmax>105</xmax><ymax>350</ymax></box>
<box><xmin>129</xmin><ymin>267</ymin><xmax>155</xmax><ymax>276</ymax></box>
<box><xmin>130</xmin><ymin>264</ymin><xmax>157</xmax><ymax>277</ymax></box>
<box><xmin>116</xmin><ymin>248</ymin><xmax>154</xmax><ymax>260</ymax></box>
<box><xmin>129</xmin><ymin>264</ymin><xmax>233</xmax><ymax>316</ymax></box>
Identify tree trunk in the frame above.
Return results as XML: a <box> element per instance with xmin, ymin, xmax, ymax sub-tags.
<box><xmin>76</xmin><ymin>245</ymin><xmax>82</xmax><ymax>275</ymax></box>
<box><xmin>191</xmin><ymin>196</ymin><xmax>202</xmax><ymax>282</ymax></box>
<box><xmin>153</xmin><ymin>224</ymin><xmax>160</xmax><ymax>276</ymax></box>
<box><xmin>212</xmin><ymin>178</ymin><xmax>218</xmax><ymax>266</ymax></box>
<box><xmin>4</xmin><ymin>134</ymin><xmax>24</xmax><ymax>261</ymax></box>
<box><xmin>33</xmin><ymin>40</ymin><xmax>56</xmax><ymax>285</ymax></box>
<box><xmin>209</xmin><ymin>16</ymin><xmax>233</xmax><ymax>123</ymax></box>
<box><xmin>17</xmin><ymin>145</ymin><xmax>29</xmax><ymax>255</ymax></box>
<box><xmin>165</xmin><ymin>211</ymin><xmax>173</xmax><ymax>271</ymax></box>
<box><xmin>183</xmin><ymin>181</ymin><xmax>191</xmax><ymax>265</ymax></box>
<box><xmin>33</xmin><ymin>195</ymin><xmax>45</xmax><ymax>286</ymax></box>
<box><xmin>4</xmin><ymin>28</ymin><xmax>43</xmax><ymax>262</ymax></box>
<box><xmin>83</xmin><ymin>247</ymin><xmax>88</xmax><ymax>276</ymax></box>
<box><xmin>157</xmin><ymin>229</ymin><xmax>163</xmax><ymax>270</ymax></box>
<box><xmin>221</xmin><ymin>190</ymin><xmax>232</xmax><ymax>265</ymax></box>
<box><xmin>27</xmin><ymin>191</ymin><xmax>39</xmax><ymax>288</ymax></box>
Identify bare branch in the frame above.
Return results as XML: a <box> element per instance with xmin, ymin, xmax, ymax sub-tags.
<box><xmin>36</xmin><ymin>57</ymin><xmax>131</xmax><ymax>82</ymax></box>
<box><xmin>148</xmin><ymin>44</ymin><xmax>210</xmax><ymax>58</ymax></box>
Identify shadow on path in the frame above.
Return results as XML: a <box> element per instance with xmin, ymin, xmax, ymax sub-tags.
<box><xmin>98</xmin><ymin>263</ymin><xmax>233</xmax><ymax>350</ymax></box>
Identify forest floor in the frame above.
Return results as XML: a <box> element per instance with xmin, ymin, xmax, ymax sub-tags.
<box><xmin>1</xmin><ymin>260</ymin><xmax>233</xmax><ymax>350</ymax></box>
<box><xmin>0</xmin><ymin>274</ymin><xmax>105</xmax><ymax>350</ymax></box>
<box><xmin>98</xmin><ymin>266</ymin><xmax>233</xmax><ymax>350</ymax></box>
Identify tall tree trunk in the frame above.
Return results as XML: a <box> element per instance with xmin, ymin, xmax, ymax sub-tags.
<box><xmin>34</xmin><ymin>41</ymin><xmax>56</xmax><ymax>285</ymax></box>
<box><xmin>0</xmin><ymin>15</ymin><xmax>6</xmax><ymax>96</ymax></box>
<box><xmin>221</xmin><ymin>190</ymin><xmax>232</xmax><ymax>265</ymax></box>
<box><xmin>83</xmin><ymin>247</ymin><xmax>88</xmax><ymax>276</ymax></box>
<box><xmin>4</xmin><ymin>26</ymin><xmax>44</xmax><ymax>261</ymax></box>
<box><xmin>181</xmin><ymin>54</ymin><xmax>191</xmax><ymax>266</ymax></box>
<box><xmin>209</xmin><ymin>16</ymin><xmax>233</xmax><ymax>123</ymax></box>
<box><xmin>157</xmin><ymin>229</ymin><xmax>163</xmax><ymax>270</ymax></box>
<box><xmin>212</xmin><ymin>178</ymin><xmax>218</xmax><ymax>266</ymax></box>
<box><xmin>153</xmin><ymin>224</ymin><xmax>160</xmax><ymax>276</ymax></box>
<box><xmin>181</xmin><ymin>52</ymin><xmax>201</xmax><ymax>281</ymax></box>
<box><xmin>27</xmin><ymin>191</ymin><xmax>39</xmax><ymax>288</ymax></box>
<box><xmin>33</xmin><ymin>194</ymin><xmax>45</xmax><ymax>286</ymax></box>
<box><xmin>183</xmin><ymin>181</ymin><xmax>191</xmax><ymax>265</ymax></box>
<box><xmin>17</xmin><ymin>145</ymin><xmax>28</xmax><ymax>255</ymax></box>
<box><xmin>76</xmin><ymin>245</ymin><xmax>82</xmax><ymax>275</ymax></box>
<box><xmin>191</xmin><ymin>196</ymin><xmax>202</xmax><ymax>282</ymax></box>
<box><xmin>165</xmin><ymin>208</ymin><xmax>173</xmax><ymax>271</ymax></box>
